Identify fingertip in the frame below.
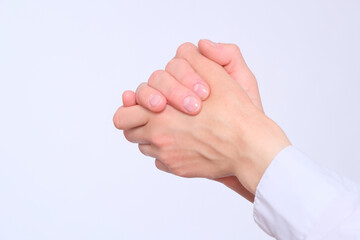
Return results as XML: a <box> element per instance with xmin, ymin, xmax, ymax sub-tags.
<box><xmin>136</xmin><ymin>82</ymin><xmax>167</xmax><ymax>113</ymax></box>
<box><xmin>122</xmin><ymin>90</ymin><xmax>136</xmax><ymax>107</ymax></box>
<box><xmin>113</xmin><ymin>106</ymin><xmax>122</xmax><ymax>129</ymax></box>
<box><xmin>113</xmin><ymin>105</ymin><xmax>151</xmax><ymax>130</ymax></box>
<box><xmin>193</xmin><ymin>82</ymin><xmax>210</xmax><ymax>100</ymax></box>
<box><xmin>122</xmin><ymin>90</ymin><xmax>135</xmax><ymax>98</ymax></box>
<box><xmin>113</xmin><ymin>106</ymin><xmax>126</xmax><ymax>130</ymax></box>
<box><xmin>175</xmin><ymin>42</ymin><xmax>198</xmax><ymax>58</ymax></box>
<box><xmin>198</xmin><ymin>39</ymin><xmax>218</xmax><ymax>48</ymax></box>
<box><xmin>198</xmin><ymin>40</ymin><xmax>233</xmax><ymax>67</ymax></box>
<box><xmin>183</xmin><ymin>95</ymin><xmax>202</xmax><ymax>115</ymax></box>
<box><xmin>148</xmin><ymin>94</ymin><xmax>167</xmax><ymax>113</ymax></box>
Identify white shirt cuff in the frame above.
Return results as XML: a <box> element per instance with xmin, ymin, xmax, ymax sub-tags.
<box><xmin>253</xmin><ymin>145</ymin><xmax>360</xmax><ymax>239</ymax></box>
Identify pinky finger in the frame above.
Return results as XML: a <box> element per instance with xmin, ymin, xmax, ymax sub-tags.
<box><xmin>138</xmin><ymin>144</ymin><xmax>157</xmax><ymax>158</ymax></box>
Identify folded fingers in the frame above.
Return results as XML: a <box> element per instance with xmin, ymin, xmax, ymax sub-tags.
<box><xmin>165</xmin><ymin>58</ymin><xmax>210</xmax><ymax>100</ymax></box>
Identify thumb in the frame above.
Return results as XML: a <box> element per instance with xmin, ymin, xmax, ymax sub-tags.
<box><xmin>198</xmin><ymin>39</ymin><xmax>263</xmax><ymax>112</ymax></box>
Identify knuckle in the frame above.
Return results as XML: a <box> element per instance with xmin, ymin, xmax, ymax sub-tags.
<box><xmin>148</xmin><ymin>69</ymin><xmax>166</xmax><ymax>87</ymax></box>
<box><xmin>135</xmin><ymin>82</ymin><xmax>148</xmax><ymax>94</ymax></box>
<box><xmin>154</xmin><ymin>159</ymin><xmax>163</xmax><ymax>170</ymax></box>
<box><xmin>159</xmin><ymin>151</ymin><xmax>183</xmax><ymax>174</ymax></box>
<box><xmin>182</xmin><ymin>70</ymin><xmax>199</xmax><ymax>85</ymax></box>
<box><xmin>176</xmin><ymin>42</ymin><xmax>196</xmax><ymax>57</ymax></box>
<box><xmin>165</xmin><ymin>58</ymin><xmax>185</xmax><ymax>72</ymax></box>
<box><xmin>167</xmin><ymin>84</ymin><xmax>184</xmax><ymax>101</ymax></box>
<box><xmin>151</xmin><ymin>133</ymin><xmax>172</xmax><ymax>148</ymax></box>
<box><xmin>171</xmin><ymin>166</ymin><xmax>188</xmax><ymax>177</ymax></box>
<box><xmin>138</xmin><ymin>144</ymin><xmax>145</xmax><ymax>154</ymax></box>
<box><xmin>229</xmin><ymin>43</ymin><xmax>241</xmax><ymax>53</ymax></box>
<box><xmin>138</xmin><ymin>144</ymin><xmax>151</xmax><ymax>157</ymax></box>
<box><xmin>164</xmin><ymin>58</ymin><xmax>177</xmax><ymax>72</ymax></box>
<box><xmin>135</xmin><ymin>82</ymin><xmax>148</xmax><ymax>103</ymax></box>
<box><xmin>157</xmin><ymin>151</ymin><xmax>173</xmax><ymax>167</ymax></box>
<box><xmin>123</xmin><ymin>130</ymin><xmax>133</xmax><ymax>142</ymax></box>
<box><xmin>157</xmin><ymin>151</ymin><xmax>168</xmax><ymax>162</ymax></box>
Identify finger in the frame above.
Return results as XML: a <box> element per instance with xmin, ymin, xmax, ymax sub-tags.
<box><xmin>165</xmin><ymin>58</ymin><xmax>210</xmax><ymax>100</ymax></box>
<box><xmin>138</xmin><ymin>143</ymin><xmax>157</xmax><ymax>158</ymax></box>
<box><xmin>154</xmin><ymin>159</ymin><xmax>171</xmax><ymax>174</ymax></box>
<box><xmin>198</xmin><ymin>39</ymin><xmax>249</xmax><ymax>70</ymax></box>
<box><xmin>175</xmin><ymin>42</ymin><xmax>246</xmax><ymax>101</ymax></box>
<box><xmin>122</xmin><ymin>90</ymin><xmax>136</xmax><ymax>107</ymax></box>
<box><xmin>198</xmin><ymin>39</ymin><xmax>263</xmax><ymax>111</ymax></box>
<box><xmin>135</xmin><ymin>82</ymin><xmax>167</xmax><ymax>113</ymax></box>
<box><xmin>148</xmin><ymin>70</ymin><xmax>202</xmax><ymax>115</ymax></box>
<box><xmin>123</xmin><ymin>126</ymin><xmax>149</xmax><ymax>144</ymax></box>
<box><xmin>113</xmin><ymin>105</ymin><xmax>151</xmax><ymax>130</ymax></box>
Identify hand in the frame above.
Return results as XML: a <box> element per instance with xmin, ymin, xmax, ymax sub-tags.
<box><xmin>129</xmin><ymin>39</ymin><xmax>263</xmax><ymax>114</ymax></box>
<box><xmin>121</xmin><ymin>40</ymin><xmax>261</xmax><ymax>202</ymax></box>
<box><xmin>113</xmin><ymin>43</ymin><xmax>291</xmax><ymax>195</ymax></box>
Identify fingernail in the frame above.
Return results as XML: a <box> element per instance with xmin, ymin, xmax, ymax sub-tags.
<box><xmin>193</xmin><ymin>83</ymin><xmax>209</xmax><ymax>99</ymax></box>
<box><xmin>202</xmin><ymin>39</ymin><xmax>218</xmax><ymax>47</ymax></box>
<box><xmin>149</xmin><ymin>94</ymin><xmax>163</xmax><ymax>107</ymax></box>
<box><xmin>183</xmin><ymin>96</ymin><xmax>200</xmax><ymax>113</ymax></box>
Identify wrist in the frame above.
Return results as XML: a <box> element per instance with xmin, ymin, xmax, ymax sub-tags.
<box><xmin>233</xmin><ymin>117</ymin><xmax>291</xmax><ymax>195</ymax></box>
<box><xmin>234</xmin><ymin>159</ymin><xmax>272</xmax><ymax>195</ymax></box>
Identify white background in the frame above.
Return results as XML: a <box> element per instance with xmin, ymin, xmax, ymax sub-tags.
<box><xmin>1</xmin><ymin>0</ymin><xmax>360</xmax><ymax>239</ymax></box>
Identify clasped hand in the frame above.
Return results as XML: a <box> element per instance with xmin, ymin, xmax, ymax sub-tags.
<box><xmin>113</xmin><ymin>40</ymin><xmax>290</xmax><ymax>201</ymax></box>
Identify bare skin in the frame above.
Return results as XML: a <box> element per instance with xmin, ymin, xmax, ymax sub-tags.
<box><xmin>122</xmin><ymin>40</ymin><xmax>266</xmax><ymax>202</ymax></box>
<box><xmin>121</xmin><ymin>40</ymin><xmax>265</xmax><ymax>201</ymax></box>
<box><xmin>113</xmin><ymin>41</ymin><xmax>291</xmax><ymax>196</ymax></box>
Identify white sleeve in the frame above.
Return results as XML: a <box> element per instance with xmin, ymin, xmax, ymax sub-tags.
<box><xmin>253</xmin><ymin>145</ymin><xmax>360</xmax><ymax>240</ymax></box>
